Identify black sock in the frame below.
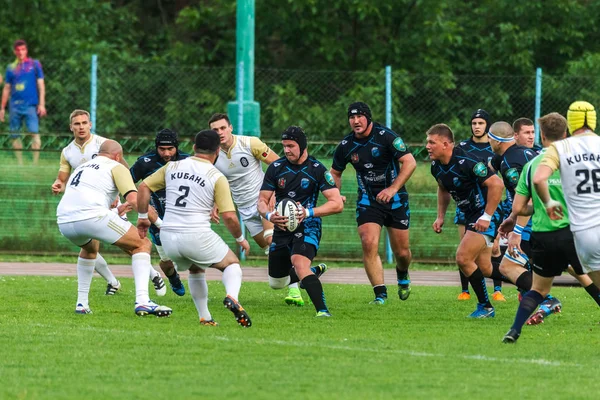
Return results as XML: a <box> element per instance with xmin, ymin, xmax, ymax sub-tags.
<box><xmin>584</xmin><ymin>283</ymin><xmax>600</xmax><ymax>307</ymax></box>
<box><xmin>467</xmin><ymin>268</ymin><xmax>492</xmax><ymax>308</ymax></box>
<box><xmin>491</xmin><ymin>255</ymin><xmax>503</xmax><ymax>291</ymax></box>
<box><xmin>167</xmin><ymin>271</ymin><xmax>179</xmax><ymax>283</ymax></box>
<box><xmin>289</xmin><ymin>268</ymin><xmax>300</xmax><ymax>284</ymax></box>
<box><xmin>489</xmin><ymin>262</ymin><xmax>513</xmax><ymax>285</ymax></box>
<box><xmin>511</xmin><ymin>290</ymin><xmax>544</xmax><ymax>333</ymax></box>
<box><xmin>396</xmin><ymin>268</ymin><xmax>410</xmax><ymax>287</ymax></box>
<box><xmin>515</xmin><ymin>271</ymin><xmax>533</xmax><ymax>292</ymax></box>
<box><xmin>459</xmin><ymin>269</ymin><xmax>470</xmax><ymax>292</ymax></box>
<box><xmin>373</xmin><ymin>285</ymin><xmax>388</xmax><ymax>299</ymax></box>
<box><xmin>302</xmin><ymin>274</ymin><xmax>328</xmax><ymax>312</ymax></box>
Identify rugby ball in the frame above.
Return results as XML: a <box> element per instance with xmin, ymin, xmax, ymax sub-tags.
<box><xmin>276</xmin><ymin>198</ymin><xmax>300</xmax><ymax>232</ymax></box>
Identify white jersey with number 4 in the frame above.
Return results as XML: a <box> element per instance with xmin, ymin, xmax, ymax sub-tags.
<box><xmin>214</xmin><ymin>135</ymin><xmax>273</xmax><ymax>208</ymax></box>
<box><xmin>143</xmin><ymin>157</ymin><xmax>236</xmax><ymax>232</ymax></box>
<box><xmin>59</xmin><ymin>134</ymin><xmax>108</xmax><ymax>173</ymax></box>
<box><xmin>57</xmin><ymin>156</ymin><xmax>137</xmax><ymax>224</ymax></box>
<box><xmin>541</xmin><ymin>132</ymin><xmax>600</xmax><ymax>232</ymax></box>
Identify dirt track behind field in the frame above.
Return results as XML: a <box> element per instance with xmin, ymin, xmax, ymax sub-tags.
<box><xmin>0</xmin><ymin>262</ymin><xmax>579</xmax><ymax>286</ymax></box>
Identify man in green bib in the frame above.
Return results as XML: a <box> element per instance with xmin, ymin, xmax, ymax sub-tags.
<box><xmin>499</xmin><ymin>112</ymin><xmax>600</xmax><ymax>343</ymax></box>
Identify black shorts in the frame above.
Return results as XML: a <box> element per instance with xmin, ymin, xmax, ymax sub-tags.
<box><xmin>356</xmin><ymin>203</ymin><xmax>410</xmax><ymax>230</ymax></box>
<box><xmin>268</xmin><ymin>231</ymin><xmax>317</xmax><ymax>278</ymax></box>
<box><xmin>530</xmin><ymin>227</ymin><xmax>584</xmax><ymax>278</ymax></box>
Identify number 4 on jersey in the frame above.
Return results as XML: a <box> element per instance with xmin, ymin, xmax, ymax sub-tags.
<box><xmin>70</xmin><ymin>170</ymin><xmax>83</xmax><ymax>187</ymax></box>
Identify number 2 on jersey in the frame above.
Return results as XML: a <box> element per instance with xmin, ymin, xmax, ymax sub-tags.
<box><xmin>575</xmin><ymin>168</ymin><xmax>600</xmax><ymax>194</ymax></box>
<box><xmin>174</xmin><ymin>185</ymin><xmax>190</xmax><ymax>207</ymax></box>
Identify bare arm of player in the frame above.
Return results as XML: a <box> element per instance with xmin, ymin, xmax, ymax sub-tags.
<box><xmin>433</xmin><ymin>184</ymin><xmax>451</xmax><ymax>234</ymax></box>
<box><xmin>376</xmin><ymin>153</ymin><xmax>417</xmax><ymax>204</ymax></box>
<box><xmin>52</xmin><ymin>171</ymin><xmax>70</xmax><ymax>194</ymax></box>
<box><xmin>329</xmin><ymin>168</ymin><xmax>345</xmax><ymax>203</ymax></box>
<box><xmin>499</xmin><ymin>193</ymin><xmax>531</xmax><ymax>238</ymax></box>
<box><xmin>296</xmin><ymin>188</ymin><xmax>344</xmax><ymax>224</ymax></box>
<box><xmin>258</xmin><ymin>189</ymin><xmax>288</xmax><ymax>230</ymax></box>
<box><xmin>0</xmin><ymin>84</ymin><xmax>11</xmax><ymax>122</ymax></box>
<box><xmin>475</xmin><ymin>174</ymin><xmax>504</xmax><ymax>232</ymax></box>
<box><xmin>533</xmin><ymin>165</ymin><xmax>563</xmax><ymax>220</ymax></box>
<box><xmin>221</xmin><ymin>211</ymin><xmax>250</xmax><ymax>254</ymax></box>
<box><xmin>36</xmin><ymin>78</ymin><xmax>46</xmax><ymax>117</ymax></box>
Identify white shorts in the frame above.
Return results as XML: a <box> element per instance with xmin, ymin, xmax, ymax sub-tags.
<box><xmin>58</xmin><ymin>212</ymin><xmax>131</xmax><ymax>247</ymax></box>
<box><xmin>238</xmin><ymin>203</ymin><xmax>265</xmax><ymax>237</ymax></box>
<box><xmin>160</xmin><ymin>229</ymin><xmax>229</xmax><ymax>271</ymax></box>
<box><xmin>573</xmin><ymin>227</ymin><xmax>600</xmax><ymax>272</ymax></box>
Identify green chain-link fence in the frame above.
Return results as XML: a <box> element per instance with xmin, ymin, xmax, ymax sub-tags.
<box><xmin>3</xmin><ymin>57</ymin><xmax>600</xmax><ymax>261</ymax></box>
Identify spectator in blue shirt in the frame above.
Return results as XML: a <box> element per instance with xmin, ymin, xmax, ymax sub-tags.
<box><xmin>0</xmin><ymin>40</ymin><xmax>46</xmax><ymax>165</ymax></box>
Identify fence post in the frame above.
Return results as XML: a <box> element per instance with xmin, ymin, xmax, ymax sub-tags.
<box><xmin>90</xmin><ymin>54</ymin><xmax>98</xmax><ymax>133</ymax></box>
<box><xmin>385</xmin><ymin>66</ymin><xmax>393</xmax><ymax>264</ymax></box>
<box><xmin>534</xmin><ymin>67</ymin><xmax>542</xmax><ymax>146</ymax></box>
<box><xmin>237</xmin><ymin>61</ymin><xmax>246</xmax><ymax>260</ymax></box>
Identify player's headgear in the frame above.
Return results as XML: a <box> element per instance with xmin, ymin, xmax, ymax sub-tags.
<box><xmin>348</xmin><ymin>102</ymin><xmax>372</xmax><ymax>125</ymax></box>
<box><xmin>194</xmin><ymin>129</ymin><xmax>220</xmax><ymax>153</ymax></box>
<box><xmin>155</xmin><ymin>129</ymin><xmax>179</xmax><ymax>148</ymax></box>
<box><xmin>567</xmin><ymin>101</ymin><xmax>596</xmax><ymax>133</ymax></box>
<box><xmin>471</xmin><ymin>109</ymin><xmax>491</xmax><ymax>134</ymax></box>
<box><xmin>282</xmin><ymin>126</ymin><xmax>307</xmax><ymax>155</ymax></box>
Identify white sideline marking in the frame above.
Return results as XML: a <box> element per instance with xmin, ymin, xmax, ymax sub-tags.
<box><xmin>27</xmin><ymin>322</ymin><xmax>582</xmax><ymax>368</ymax></box>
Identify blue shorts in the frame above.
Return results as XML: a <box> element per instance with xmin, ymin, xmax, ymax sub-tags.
<box><xmin>465</xmin><ymin>209</ymin><xmax>502</xmax><ymax>242</ymax></box>
<box><xmin>9</xmin><ymin>104</ymin><xmax>39</xmax><ymax>137</ymax></box>
<box><xmin>454</xmin><ymin>207</ymin><xmax>466</xmax><ymax>225</ymax></box>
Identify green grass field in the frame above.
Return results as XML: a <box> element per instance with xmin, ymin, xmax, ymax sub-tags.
<box><xmin>1</xmin><ymin>276</ymin><xmax>599</xmax><ymax>399</ymax></box>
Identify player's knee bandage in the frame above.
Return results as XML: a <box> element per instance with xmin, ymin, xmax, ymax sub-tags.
<box><xmin>155</xmin><ymin>245</ymin><xmax>171</xmax><ymax>262</ymax></box>
<box><xmin>263</xmin><ymin>229</ymin><xmax>274</xmax><ymax>240</ymax></box>
<box><xmin>269</xmin><ymin>275</ymin><xmax>290</xmax><ymax>289</ymax></box>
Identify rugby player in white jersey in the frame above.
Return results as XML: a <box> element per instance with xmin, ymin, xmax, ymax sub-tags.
<box><xmin>209</xmin><ymin>113</ymin><xmax>311</xmax><ymax>307</ymax></box>
<box><xmin>534</xmin><ymin>101</ymin><xmax>600</xmax><ymax>287</ymax></box>
<box><xmin>56</xmin><ymin>139</ymin><xmax>172</xmax><ymax>316</ymax></box>
<box><xmin>51</xmin><ymin>110</ymin><xmax>165</xmax><ymax>296</ymax></box>
<box><xmin>137</xmin><ymin>130</ymin><xmax>252</xmax><ymax>327</ymax></box>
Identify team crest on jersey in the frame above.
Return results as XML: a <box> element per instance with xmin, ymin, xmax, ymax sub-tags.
<box><xmin>301</xmin><ymin>178</ymin><xmax>310</xmax><ymax>189</ymax></box>
<box><xmin>351</xmin><ymin>153</ymin><xmax>359</xmax><ymax>163</ymax></box>
<box><xmin>371</xmin><ymin>147</ymin><xmax>380</xmax><ymax>157</ymax></box>
<box><xmin>473</xmin><ymin>162</ymin><xmax>488</xmax><ymax>177</ymax></box>
<box><xmin>325</xmin><ymin>171</ymin><xmax>335</xmax><ymax>186</ymax></box>
<box><xmin>262</xmin><ymin>151</ymin><xmax>269</xmax><ymax>157</ymax></box>
<box><xmin>288</xmin><ymin>191</ymin><xmax>296</xmax><ymax>198</ymax></box>
<box><xmin>278</xmin><ymin>177</ymin><xmax>286</xmax><ymax>188</ymax></box>
<box><xmin>505</xmin><ymin>168</ymin><xmax>520</xmax><ymax>185</ymax></box>
<box><xmin>393</xmin><ymin>137</ymin><xmax>407</xmax><ymax>152</ymax></box>
<box><xmin>144</xmin><ymin>157</ymin><xmax>151</xmax><ymax>162</ymax></box>
<box><xmin>453</xmin><ymin>177</ymin><xmax>462</xmax><ymax>187</ymax></box>
<box><xmin>240</xmin><ymin>157</ymin><xmax>249</xmax><ymax>167</ymax></box>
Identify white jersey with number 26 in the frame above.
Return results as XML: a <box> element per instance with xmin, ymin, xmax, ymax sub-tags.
<box><xmin>541</xmin><ymin>132</ymin><xmax>600</xmax><ymax>232</ymax></box>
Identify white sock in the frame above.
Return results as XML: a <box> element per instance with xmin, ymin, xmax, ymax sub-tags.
<box><xmin>222</xmin><ymin>263</ymin><xmax>242</xmax><ymax>300</ymax></box>
<box><xmin>149</xmin><ymin>266</ymin><xmax>160</xmax><ymax>279</ymax></box>
<box><xmin>289</xmin><ymin>282</ymin><xmax>299</xmax><ymax>290</ymax></box>
<box><xmin>188</xmin><ymin>273</ymin><xmax>211</xmax><ymax>321</ymax></box>
<box><xmin>94</xmin><ymin>253</ymin><xmax>118</xmax><ymax>286</ymax></box>
<box><xmin>132</xmin><ymin>253</ymin><xmax>151</xmax><ymax>304</ymax></box>
<box><xmin>77</xmin><ymin>257</ymin><xmax>96</xmax><ymax>307</ymax></box>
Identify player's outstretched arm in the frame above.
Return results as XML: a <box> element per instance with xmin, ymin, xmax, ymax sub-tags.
<box><xmin>221</xmin><ymin>211</ymin><xmax>250</xmax><ymax>254</ymax></box>
<box><xmin>258</xmin><ymin>189</ymin><xmax>287</xmax><ymax>230</ymax></box>
<box><xmin>136</xmin><ymin>183</ymin><xmax>152</xmax><ymax>239</ymax></box>
<box><xmin>51</xmin><ymin>171</ymin><xmax>69</xmax><ymax>194</ymax></box>
<box><xmin>298</xmin><ymin>188</ymin><xmax>344</xmax><ymax>221</ymax></box>
<box><xmin>329</xmin><ymin>168</ymin><xmax>346</xmax><ymax>203</ymax></box>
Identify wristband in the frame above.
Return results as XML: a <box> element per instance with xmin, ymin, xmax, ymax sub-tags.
<box><xmin>137</xmin><ymin>212</ymin><xmax>148</xmax><ymax>219</ymax></box>
<box><xmin>304</xmin><ymin>207</ymin><xmax>314</xmax><ymax>218</ymax></box>
<box><xmin>513</xmin><ymin>224</ymin><xmax>524</xmax><ymax>235</ymax></box>
<box><xmin>478</xmin><ymin>212</ymin><xmax>492</xmax><ymax>222</ymax></box>
<box><xmin>235</xmin><ymin>236</ymin><xmax>245</xmax><ymax>243</ymax></box>
<box><xmin>265</xmin><ymin>212</ymin><xmax>272</xmax><ymax>221</ymax></box>
<box><xmin>154</xmin><ymin>217</ymin><xmax>163</xmax><ymax>228</ymax></box>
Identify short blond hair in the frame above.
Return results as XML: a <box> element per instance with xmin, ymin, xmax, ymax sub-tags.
<box><xmin>69</xmin><ymin>109</ymin><xmax>90</xmax><ymax>124</ymax></box>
